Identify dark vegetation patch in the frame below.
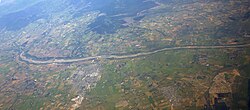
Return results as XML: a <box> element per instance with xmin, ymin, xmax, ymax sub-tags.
<box><xmin>83</xmin><ymin>0</ymin><xmax>157</xmax><ymax>34</ymax></box>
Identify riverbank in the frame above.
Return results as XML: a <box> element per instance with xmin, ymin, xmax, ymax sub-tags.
<box><xmin>20</xmin><ymin>43</ymin><xmax>250</xmax><ymax>64</ymax></box>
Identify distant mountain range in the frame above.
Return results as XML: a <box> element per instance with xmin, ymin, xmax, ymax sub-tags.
<box><xmin>0</xmin><ymin>0</ymin><xmax>157</xmax><ymax>32</ymax></box>
<box><xmin>0</xmin><ymin>0</ymin><xmax>44</xmax><ymax>17</ymax></box>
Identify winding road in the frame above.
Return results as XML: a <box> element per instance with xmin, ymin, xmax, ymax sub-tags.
<box><xmin>20</xmin><ymin>43</ymin><xmax>250</xmax><ymax>64</ymax></box>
